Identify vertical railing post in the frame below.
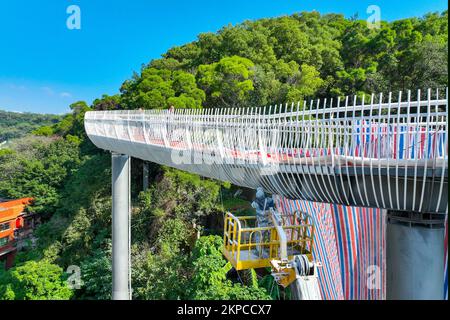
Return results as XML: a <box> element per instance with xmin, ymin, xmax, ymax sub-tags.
<box><xmin>112</xmin><ymin>152</ymin><xmax>131</xmax><ymax>300</ymax></box>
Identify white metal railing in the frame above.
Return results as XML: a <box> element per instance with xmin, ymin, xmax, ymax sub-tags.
<box><xmin>84</xmin><ymin>88</ymin><xmax>448</xmax><ymax>213</ymax></box>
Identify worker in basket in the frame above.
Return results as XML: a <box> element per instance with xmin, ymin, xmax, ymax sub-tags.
<box><xmin>250</xmin><ymin>187</ymin><xmax>275</xmax><ymax>258</ymax></box>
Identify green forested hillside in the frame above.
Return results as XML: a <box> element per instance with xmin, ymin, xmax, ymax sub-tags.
<box><xmin>119</xmin><ymin>10</ymin><xmax>447</xmax><ymax>110</ymax></box>
<box><xmin>0</xmin><ymin>11</ymin><xmax>447</xmax><ymax>300</ymax></box>
<box><xmin>0</xmin><ymin>110</ymin><xmax>62</xmax><ymax>143</ymax></box>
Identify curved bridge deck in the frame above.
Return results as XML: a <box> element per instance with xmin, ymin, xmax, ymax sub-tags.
<box><xmin>85</xmin><ymin>89</ymin><xmax>448</xmax><ymax>213</ymax></box>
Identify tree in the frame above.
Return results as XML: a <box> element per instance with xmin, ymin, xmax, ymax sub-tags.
<box><xmin>93</xmin><ymin>94</ymin><xmax>122</xmax><ymax>111</ymax></box>
<box><xmin>130</xmin><ymin>217</ymin><xmax>194</xmax><ymax>300</ymax></box>
<box><xmin>0</xmin><ymin>136</ymin><xmax>82</xmax><ymax>214</ymax></box>
<box><xmin>32</xmin><ymin>125</ymin><xmax>54</xmax><ymax>136</ymax></box>
<box><xmin>0</xmin><ymin>260</ymin><xmax>73</xmax><ymax>300</ymax></box>
<box><xmin>407</xmin><ymin>38</ymin><xmax>448</xmax><ymax>90</ymax></box>
<box><xmin>187</xmin><ymin>236</ymin><xmax>271</xmax><ymax>300</ymax></box>
<box><xmin>268</xmin><ymin>17</ymin><xmax>311</xmax><ymax>65</ymax></box>
<box><xmin>286</xmin><ymin>63</ymin><xmax>324</xmax><ymax>102</ymax></box>
<box><xmin>53</xmin><ymin>101</ymin><xmax>92</xmax><ymax>138</ymax></box>
<box><xmin>198</xmin><ymin>56</ymin><xmax>255</xmax><ymax>108</ymax></box>
<box><xmin>78</xmin><ymin>246</ymin><xmax>112</xmax><ymax>300</ymax></box>
<box><xmin>121</xmin><ymin>67</ymin><xmax>205</xmax><ymax>110</ymax></box>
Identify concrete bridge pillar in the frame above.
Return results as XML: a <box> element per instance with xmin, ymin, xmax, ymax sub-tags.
<box><xmin>386</xmin><ymin>211</ymin><xmax>445</xmax><ymax>300</ymax></box>
<box><xmin>112</xmin><ymin>153</ymin><xmax>131</xmax><ymax>300</ymax></box>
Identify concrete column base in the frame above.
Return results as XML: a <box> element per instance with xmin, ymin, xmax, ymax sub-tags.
<box><xmin>386</xmin><ymin>211</ymin><xmax>445</xmax><ymax>300</ymax></box>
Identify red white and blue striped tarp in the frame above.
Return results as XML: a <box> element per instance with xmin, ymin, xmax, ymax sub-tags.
<box><xmin>275</xmin><ymin>196</ymin><xmax>386</xmax><ymax>300</ymax></box>
<box><xmin>331</xmin><ymin>204</ymin><xmax>386</xmax><ymax>300</ymax></box>
<box><xmin>275</xmin><ymin>197</ymin><xmax>344</xmax><ymax>300</ymax></box>
<box><xmin>352</xmin><ymin>121</ymin><xmax>447</xmax><ymax>159</ymax></box>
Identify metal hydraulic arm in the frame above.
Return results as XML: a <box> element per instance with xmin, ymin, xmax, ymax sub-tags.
<box><xmin>269</xmin><ymin>208</ymin><xmax>322</xmax><ymax>300</ymax></box>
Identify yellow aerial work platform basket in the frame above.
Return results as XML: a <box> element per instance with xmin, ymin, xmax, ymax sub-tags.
<box><xmin>223</xmin><ymin>210</ymin><xmax>314</xmax><ymax>271</ymax></box>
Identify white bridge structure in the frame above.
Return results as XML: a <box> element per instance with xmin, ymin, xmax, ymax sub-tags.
<box><xmin>84</xmin><ymin>88</ymin><xmax>448</xmax><ymax>300</ymax></box>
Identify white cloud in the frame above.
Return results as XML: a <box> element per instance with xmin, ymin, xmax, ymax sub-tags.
<box><xmin>60</xmin><ymin>92</ymin><xmax>72</xmax><ymax>98</ymax></box>
<box><xmin>8</xmin><ymin>84</ymin><xmax>27</xmax><ymax>90</ymax></box>
<box><xmin>5</xmin><ymin>83</ymin><xmax>27</xmax><ymax>91</ymax></box>
<box><xmin>41</xmin><ymin>86</ymin><xmax>55</xmax><ymax>96</ymax></box>
<box><xmin>41</xmin><ymin>87</ymin><xmax>72</xmax><ymax>99</ymax></box>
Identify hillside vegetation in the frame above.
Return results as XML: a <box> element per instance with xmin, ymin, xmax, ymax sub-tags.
<box><xmin>0</xmin><ymin>110</ymin><xmax>62</xmax><ymax>143</ymax></box>
<box><xmin>0</xmin><ymin>11</ymin><xmax>447</xmax><ymax>300</ymax></box>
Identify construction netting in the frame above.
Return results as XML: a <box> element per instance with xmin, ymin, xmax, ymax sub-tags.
<box><xmin>276</xmin><ymin>197</ymin><xmax>450</xmax><ymax>300</ymax></box>
<box><xmin>275</xmin><ymin>196</ymin><xmax>387</xmax><ymax>300</ymax></box>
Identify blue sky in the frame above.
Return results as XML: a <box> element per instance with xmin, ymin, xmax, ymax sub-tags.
<box><xmin>0</xmin><ymin>0</ymin><xmax>447</xmax><ymax>114</ymax></box>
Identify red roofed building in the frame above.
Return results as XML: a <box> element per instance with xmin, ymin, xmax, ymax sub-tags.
<box><xmin>0</xmin><ymin>197</ymin><xmax>37</xmax><ymax>269</ymax></box>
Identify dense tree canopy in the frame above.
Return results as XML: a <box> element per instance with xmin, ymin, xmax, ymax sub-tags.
<box><xmin>0</xmin><ymin>136</ymin><xmax>82</xmax><ymax>213</ymax></box>
<box><xmin>121</xmin><ymin>68</ymin><xmax>205</xmax><ymax>109</ymax></box>
<box><xmin>0</xmin><ymin>260</ymin><xmax>73</xmax><ymax>300</ymax></box>
<box><xmin>197</xmin><ymin>56</ymin><xmax>255</xmax><ymax>107</ymax></box>
<box><xmin>115</xmin><ymin>10</ymin><xmax>447</xmax><ymax>111</ymax></box>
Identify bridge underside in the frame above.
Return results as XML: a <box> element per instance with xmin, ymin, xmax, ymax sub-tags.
<box><xmin>87</xmin><ymin>134</ymin><xmax>448</xmax><ymax>213</ymax></box>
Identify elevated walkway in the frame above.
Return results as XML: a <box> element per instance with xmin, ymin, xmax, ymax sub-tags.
<box><xmin>85</xmin><ymin>89</ymin><xmax>448</xmax><ymax>213</ymax></box>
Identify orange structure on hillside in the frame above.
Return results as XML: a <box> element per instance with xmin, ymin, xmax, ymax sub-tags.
<box><xmin>0</xmin><ymin>197</ymin><xmax>34</xmax><ymax>269</ymax></box>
